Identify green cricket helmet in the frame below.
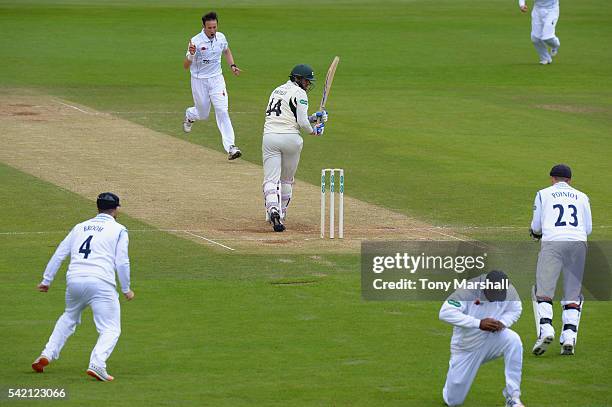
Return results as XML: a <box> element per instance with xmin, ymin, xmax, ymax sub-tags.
<box><xmin>289</xmin><ymin>64</ymin><xmax>315</xmax><ymax>91</ymax></box>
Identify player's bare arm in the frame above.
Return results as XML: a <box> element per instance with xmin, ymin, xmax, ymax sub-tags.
<box><xmin>223</xmin><ymin>48</ymin><xmax>240</xmax><ymax>76</ymax></box>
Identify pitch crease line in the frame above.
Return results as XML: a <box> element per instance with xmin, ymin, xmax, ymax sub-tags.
<box><xmin>55</xmin><ymin>100</ymin><xmax>92</xmax><ymax>114</ymax></box>
<box><xmin>427</xmin><ymin>228</ymin><xmax>468</xmax><ymax>242</ymax></box>
<box><xmin>182</xmin><ymin>231</ymin><xmax>235</xmax><ymax>251</ymax></box>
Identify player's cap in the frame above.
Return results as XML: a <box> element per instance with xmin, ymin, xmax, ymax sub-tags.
<box><xmin>290</xmin><ymin>64</ymin><xmax>315</xmax><ymax>81</ymax></box>
<box><xmin>97</xmin><ymin>192</ymin><xmax>121</xmax><ymax>210</ymax></box>
<box><xmin>550</xmin><ymin>164</ymin><xmax>572</xmax><ymax>179</ymax></box>
<box><xmin>484</xmin><ymin>270</ymin><xmax>508</xmax><ymax>302</ymax></box>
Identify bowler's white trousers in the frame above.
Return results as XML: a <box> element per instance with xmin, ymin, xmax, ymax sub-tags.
<box><xmin>443</xmin><ymin>329</ymin><xmax>523</xmax><ymax>406</ymax></box>
<box><xmin>186</xmin><ymin>74</ymin><xmax>236</xmax><ymax>153</ymax></box>
<box><xmin>42</xmin><ymin>277</ymin><xmax>121</xmax><ymax>369</ymax></box>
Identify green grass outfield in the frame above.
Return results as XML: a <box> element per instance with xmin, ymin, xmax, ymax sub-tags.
<box><xmin>1</xmin><ymin>0</ymin><xmax>611</xmax><ymax>406</ymax></box>
<box><xmin>1</xmin><ymin>164</ymin><xmax>611</xmax><ymax>406</ymax></box>
<box><xmin>1</xmin><ymin>0</ymin><xmax>611</xmax><ymax>231</ymax></box>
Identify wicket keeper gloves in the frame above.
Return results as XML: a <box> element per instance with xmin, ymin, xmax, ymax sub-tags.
<box><xmin>529</xmin><ymin>228</ymin><xmax>543</xmax><ymax>240</ymax></box>
<box><xmin>312</xmin><ymin>122</ymin><xmax>325</xmax><ymax>136</ymax></box>
<box><xmin>308</xmin><ymin>110</ymin><xmax>328</xmax><ymax>123</ymax></box>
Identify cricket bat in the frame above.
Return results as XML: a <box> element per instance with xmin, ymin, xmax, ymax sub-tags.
<box><xmin>318</xmin><ymin>56</ymin><xmax>340</xmax><ymax>123</ymax></box>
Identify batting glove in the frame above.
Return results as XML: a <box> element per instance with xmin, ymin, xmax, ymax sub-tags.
<box><xmin>308</xmin><ymin>110</ymin><xmax>328</xmax><ymax>123</ymax></box>
<box><xmin>312</xmin><ymin>122</ymin><xmax>325</xmax><ymax>136</ymax></box>
<box><xmin>529</xmin><ymin>228</ymin><xmax>542</xmax><ymax>241</ymax></box>
<box><xmin>316</xmin><ymin>110</ymin><xmax>328</xmax><ymax>122</ymax></box>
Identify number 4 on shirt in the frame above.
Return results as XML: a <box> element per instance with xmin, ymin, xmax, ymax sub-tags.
<box><xmin>79</xmin><ymin>235</ymin><xmax>93</xmax><ymax>259</ymax></box>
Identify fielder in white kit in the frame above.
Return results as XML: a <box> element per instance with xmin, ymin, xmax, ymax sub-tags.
<box><xmin>31</xmin><ymin>193</ymin><xmax>134</xmax><ymax>382</ymax></box>
<box><xmin>519</xmin><ymin>0</ymin><xmax>561</xmax><ymax>64</ymax></box>
<box><xmin>262</xmin><ymin>64</ymin><xmax>327</xmax><ymax>232</ymax></box>
<box><xmin>439</xmin><ymin>271</ymin><xmax>525</xmax><ymax>407</ymax></box>
<box><xmin>530</xmin><ymin>164</ymin><xmax>592</xmax><ymax>356</ymax></box>
<box><xmin>183</xmin><ymin>11</ymin><xmax>242</xmax><ymax>160</ymax></box>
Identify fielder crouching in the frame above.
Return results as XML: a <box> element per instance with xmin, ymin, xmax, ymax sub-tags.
<box><xmin>439</xmin><ymin>271</ymin><xmax>525</xmax><ymax>407</ymax></box>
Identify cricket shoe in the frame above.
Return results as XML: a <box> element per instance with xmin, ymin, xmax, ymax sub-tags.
<box><xmin>550</xmin><ymin>47</ymin><xmax>559</xmax><ymax>57</ymax></box>
<box><xmin>86</xmin><ymin>365</ymin><xmax>114</xmax><ymax>382</ymax></box>
<box><xmin>270</xmin><ymin>210</ymin><xmax>285</xmax><ymax>232</ymax></box>
<box><xmin>183</xmin><ymin>117</ymin><xmax>194</xmax><ymax>133</ymax></box>
<box><xmin>505</xmin><ymin>397</ymin><xmax>525</xmax><ymax>407</ymax></box>
<box><xmin>539</xmin><ymin>59</ymin><xmax>552</xmax><ymax>65</ymax></box>
<box><xmin>532</xmin><ymin>334</ymin><xmax>554</xmax><ymax>356</ymax></box>
<box><xmin>31</xmin><ymin>355</ymin><xmax>50</xmax><ymax>373</ymax></box>
<box><xmin>228</xmin><ymin>145</ymin><xmax>242</xmax><ymax>160</ymax></box>
<box><xmin>560</xmin><ymin>338</ymin><xmax>575</xmax><ymax>355</ymax></box>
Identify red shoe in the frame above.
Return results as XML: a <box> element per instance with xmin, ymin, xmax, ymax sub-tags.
<box><xmin>32</xmin><ymin>356</ymin><xmax>50</xmax><ymax>373</ymax></box>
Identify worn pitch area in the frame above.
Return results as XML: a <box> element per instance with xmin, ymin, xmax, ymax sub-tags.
<box><xmin>0</xmin><ymin>90</ymin><xmax>464</xmax><ymax>253</ymax></box>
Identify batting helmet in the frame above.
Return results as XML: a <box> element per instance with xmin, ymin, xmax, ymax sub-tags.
<box><xmin>97</xmin><ymin>192</ymin><xmax>121</xmax><ymax>210</ymax></box>
<box><xmin>289</xmin><ymin>64</ymin><xmax>315</xmax><ymax>82</ymax></box>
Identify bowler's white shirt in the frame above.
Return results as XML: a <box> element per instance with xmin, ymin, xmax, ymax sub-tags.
<box><xmin>263</xmin><ymin>81</ymin><xmax>312</xmax><ymax>135</ymax></box>
<box><xmin>439</xmin><ymin>280</ymin><xmax>522</xmax><ymax>352</ymax></box>
<box><xmin>531</xmin><ymin>182</ymin><xmax>592</xmax><ymax>241</ymax></box>
<box><xmin>42</xmin><ymin>213</ymin><xmax>131</xmax><ymax>293</ymax></box>
<box><xmin>187</xmin><ymin>31</ymin><xmax>228</xmax><ymax>79</ymax></box>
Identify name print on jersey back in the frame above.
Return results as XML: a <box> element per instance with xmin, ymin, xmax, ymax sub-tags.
<box><xmin>532</xmin><ymin>182</ymin><xmax>592</xmax><ymax>242</ymax></box>
<box><xmin>263</xmin><ymin>81</ymin><xmax>309</xmax><ymax>134</ymax></box>
<box><xmin>67</xmin><ymin>214</ymin><xmax>129</xmax><ymax>287</ymax></box>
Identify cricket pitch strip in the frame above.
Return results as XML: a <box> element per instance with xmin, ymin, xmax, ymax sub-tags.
<box><xmin>0</xmin><ymin>89</ymin><xmax>465</xmax><ymax>253</ymax></box>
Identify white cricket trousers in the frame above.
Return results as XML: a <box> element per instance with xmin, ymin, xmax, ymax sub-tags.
<box><xmin>186</xmin><ymin>74</ymin><xmax>236</xmax><ymax>153</ymax></box>
<box><xmin>531</xmin><ymin>5</ymin><xmax>559</xmax><ymax>41</ymax></box>
<box><xmin>443</xmin><ymin>329</ymin><xmax>523</xmax><ymax>406</ymax></box>
<box><xmin>42</xmin><ymin>277</ymin><xmax>121</xmax><ymax>369</ymax></box>
<box><xmin>531</xmin><ymin>5</ymin><xmax>560</xmax><ymax>61</ymax></box>
<box><xmin>262</xmin><ymin>132</ymin><xmax>303</xmax><ymax>217</ymax></box>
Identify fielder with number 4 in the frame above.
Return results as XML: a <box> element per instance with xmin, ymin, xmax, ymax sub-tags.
<box><xmin>261</xmin><ymin>64</ymin><xmax>329</xmax><ymax>232</ymax></box>
<box><xmin>530</xmin><ymin>164</ymin><xmax>592</xmax><ymax>356</ymax></box>
<box><xmin>31</xmin><ymin>193</ymin><xmax>134</xmax><ymax>382</ymax></box>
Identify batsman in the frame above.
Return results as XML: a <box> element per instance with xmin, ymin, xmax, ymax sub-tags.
<box><xmin>261</xmin><ymin>64</ymin><xmax>328</xmax><ymax>232</ymax></box>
